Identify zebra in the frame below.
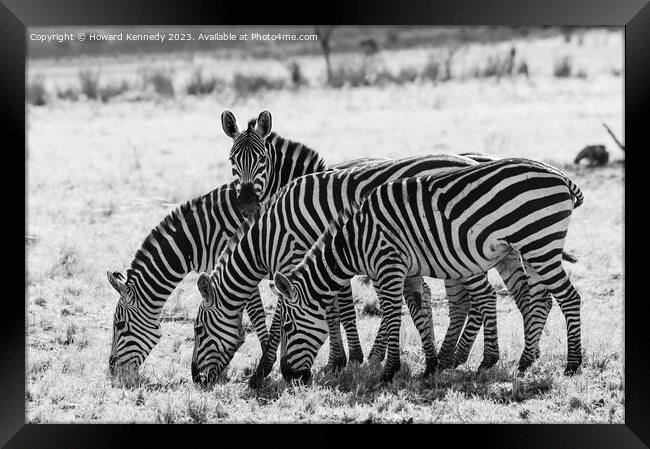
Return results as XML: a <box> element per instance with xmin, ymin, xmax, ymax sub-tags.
<box><xmin>220</xmin><ymin>117</ymin><xmax>565</xmax><ymax>376</ymax></box>
<box><xmin>273</xmin><ymin>158</ymin><xmax>584</xmax><ymax>382</ymax></box>
<box><xmin>222</xmin><ymin>110</ymin><xmax>327</xmax><ymax>217</ymax></box>
<box><xmin>107</xmin><ymin>126</ymin><xmax>368</xmax><ymax>377</ymax></box>
<box><xmin>106</xmin><ymin>184</ymin><xmax>270</xmax><ymax>377</ymax></box>
<box><xmin>191</xmin><ymin>155</ymin><xmax>559</xmax><ymax>385</ymax></box>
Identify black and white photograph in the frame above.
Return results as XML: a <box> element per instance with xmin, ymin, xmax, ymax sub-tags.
<box><xmin>24</xmin><ymin>24</ymin><xmax>626</xmax><ymax>425</ymax></box>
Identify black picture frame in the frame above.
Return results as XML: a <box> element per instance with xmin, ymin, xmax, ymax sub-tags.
<box><xmin>3</xmin><ymin>0</ymin><xmax>647</xmax><ymax>447</ymax></box>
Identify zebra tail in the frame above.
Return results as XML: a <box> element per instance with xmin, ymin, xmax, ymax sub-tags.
<box><xmin>562</xmin><ymin>250</ymin><xmax>578</xmax><ymax>264</ymax></box>
<box><xmin>567</xmin><ymin>178</ymin><xmax>584</xmax><ymax>209</ymax></box>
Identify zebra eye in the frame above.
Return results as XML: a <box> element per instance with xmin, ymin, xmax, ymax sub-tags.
<box><xmin>115</xmin><ymin>321</ymin><xmax>127</xmax><ymax>331</ymax></box>
<box><xmin>194</xmin><ymin>324</ymin><xmax>205</xmax><ymax>335</ymax></box>
<box><xmin>282</xmin><ymin>321</ymin><xmax>293</xmax><ymax>332</ymax></box>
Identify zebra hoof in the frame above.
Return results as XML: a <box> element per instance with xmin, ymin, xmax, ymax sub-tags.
<box><xmin>248</xmin><ymin>372</ymin><xmax>262</xmax><ymax>389</ymax></box>
<box><xmin>478</xmin><ymin>355</ymin><xmax>499</xmax><ymax>371</ymax></box>
<box><xmin>517</xmin><ymin>359</ymin><xmax>533</xmax><ymax>373</ymax></box>
<box><xmin>381</xmin><ymin>362</ymin><xmax>401</xmax><ymax>382</ymax></box>
<box><xmin>423</xmin><ymin>358</ymin><xmax>438</xmax><ymax>377</ymax></box>
<box><xmin>348</xmin><ymin>350</ymin><xmax>364</xmax><ymax>365</ymax></box>
<box><xmin>564</xmin><ymin>361</ymin><xmax>581</xmax><ymax>376</ymax></box>
<box><xmin>325</xmin><ymin>356</ymin><xmax>347</xmax><ymax>373</ymax></box>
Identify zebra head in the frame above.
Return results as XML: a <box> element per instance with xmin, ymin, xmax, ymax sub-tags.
<box><xmin>273</xmin><ymin>272</ymin><xmax>329</xmax><ymax>383</ymax></box>
<box><xmin>191</xmin><ymin>272</ymin><xmax>246</xmax><ymax>385</ymax></box>
<box><xmin>107</xmin><ymin>271</ymin><xmax>162</xmax><ymax>379</ymax></box>
<box><xmin>222</xmin><ymin>110</ymin><xmax>273</xmax><ymax>217</ymax></box>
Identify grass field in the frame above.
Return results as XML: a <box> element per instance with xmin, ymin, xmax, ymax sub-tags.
<box><xmin>26</xmin><ymin>29</ymin><xmax>624</xmax><ymax>423</ymax></box>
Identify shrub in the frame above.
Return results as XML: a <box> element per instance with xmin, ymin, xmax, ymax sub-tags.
<box><xmin>287</xmin><ymin>61</ymin><xmax>308</xmax><ymax>88</ymax></box>
<box><xmin>186</xmin><ymin>68</ymin><xmax>223</xmax><ymax>95</ymax></box>
<box><xmin>232</xmin><ymin>73</ymin><xmax>286</xmax><ymax>97</ymax></box>
<box><xmin>517</xmin><ymin>60</ymin><xmax>530</xmax><ymax>77</ymax></box>
<box><xmin>328</xmin><ymin>64</ymin><xmax>368</xmax><ymax>88</ymax></box>
<box><xmin>56</xmin><ymin>86</ymin><xmax>80</xmax><ymax>101</ymax></box>
<box><xmin>79</xmin><ymin>69</ymin><xmax>101</xmax><ymax>100</ymax></box>
<box><xmin>100</xmin><ymin>80</ymin><xmax>130</xmax><ymax>102</ymax></box>
<box><xmin>142</xmin><ymin>68</ymin><xmax>175</xmax><ymax>97</ymax></box>
<box><xmin>421</xmin><ymin>55</ymin><xmax>442</xmax><ymax>82</ymax></box>
<box><xmin>27</xmin><ymin>75</ymin><xmax>48</xmax><ymax>106</ymax></box>
<box><xmin>553</xmin><ymin>55</ymin><xmax>573</xmax><ymax>78</ymax></box>
<box><xmin>394</xmin><ymin>66</ymin><xmax>419</xmax><ymax>84</ymax></box>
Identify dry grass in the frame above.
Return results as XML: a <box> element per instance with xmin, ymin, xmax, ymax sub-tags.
<box><xmin>26</xmin><ymin>29</ymin><xmax>623</xmax><ymax>423</ymax></box>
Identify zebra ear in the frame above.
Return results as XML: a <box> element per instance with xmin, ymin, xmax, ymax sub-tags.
<box><xmin>273</xmin><ymin>272</ymin><xmax>294</xmax><ymax>299</ymax></box>
<box><xmin>107</xmin><ymin>270</ymin><xmax>129</xmax><ymax>297</ymax></box>
<box><xmin>255</xmin><ymin>110</ymin><xmax>272</xmax><ymax>139</ymax></box>
<box><xmin>197</xmin><ymin>273</ymin><xmax>215</xmax><ymax>306</ymax></box>
<box><xmin>221</xmin><ymin>110</ymin><xmax>240</xmax><ymax>139</ymax></box>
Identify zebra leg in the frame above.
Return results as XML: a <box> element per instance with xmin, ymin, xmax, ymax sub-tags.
<box><xmin>367</xmin><ymin>299</ymin><xmax>388</xmax><ymax>365</ymax></box>
<box><xmin>325</xmin><ymin>295</ymin><xmax>347</xmax><ymax>372</ymax></box>
<box><xmin>403</xmin><ymin>277</ymin><xmax>438</xmax><ymax>376</ymax></box>
<box><xmin>452</xmin><ymin>275</ymin><xmax>499</xmax><ymax>370</ymax></box>
<box><xmin>244</xmin><ymin>287</ymin><xmax>269</xmax><ymax>353</ymax></box>
<box><xmin>337</xmin><ymin>281</ymin><xmax>364</xmax><ymax>364</ymax></box>
<box><xmin>522</xmin><ymin>257</ymin><xmax>582</xmax><ymax>375</ymax></box>
<box><xmin>249</xmin><ymin>304</ymin><xmax>281</xmax><ymax>388</ymax></box>
<box><xmin>493</xmin><ymin>251</ymin><xmax>557</xmax><ymax>368</ymax></box>
<box><xmin>438</xmin><ymin>280</ymin><xmax>471</xmax><ymax>369</ymax></box>
<box><xmin>378</xmin><ymin>289</ymin><xmax>404</xmax><ymax>382</ymax></box>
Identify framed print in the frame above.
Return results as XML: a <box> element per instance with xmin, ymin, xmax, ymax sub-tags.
<box><xmin>1</xmin><ymin>0</ymin><xmax>648</xmax><ymax>447</ymax></box>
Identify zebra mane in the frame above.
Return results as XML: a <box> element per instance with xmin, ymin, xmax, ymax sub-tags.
<box><xmin>267</xmin><ymin>131</ymin><xmax>328</xmax><ymax>171</ymax></box>
<box><xmin>126</xmin><ymin>185</ymin><xmax>231</xmax><ymax>279</ymax></box>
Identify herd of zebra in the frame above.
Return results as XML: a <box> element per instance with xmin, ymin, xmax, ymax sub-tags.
<box><xmin>107</xmin><ymin>110</ymin><xmax>584</xmax><ymax>387</ymax></box>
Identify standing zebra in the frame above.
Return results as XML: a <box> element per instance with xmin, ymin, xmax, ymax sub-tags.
<box><xmin>274</xmin><ymin>158</ymin><xmax>584</xmax><ymax>382</ymax></box>
<box><xmin>107</xmin><ymin>126</ymin><xmax>368</xmax><ymax>377</ymax></box>
<box><xmin>191</xmin><ymin>155</ymin><xmax>556</xmax><ymax>385</ymax></box>
<box><xmin>220</xmin><ymin>113</ymin><xmax>561</xmax><ymax>377</ymax></box>
<box><xmin>107</xmin><ymin>184</ymin><xmax>269</xmax><ymax>377</ymax></box>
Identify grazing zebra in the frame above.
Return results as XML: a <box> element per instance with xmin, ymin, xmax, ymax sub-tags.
<box><xmin>107</xmin><ymin>126</ymin><xmax>365</xmax><ymax>376</ymax></box>
<box><xmin>107</xmin><ymin>184</ymin><xmax>268</xmax><ymax>376</ymax></box>
<box><xmin>274</xmin><ymin>158</ymin><xmax>584</xmax><ymax>382</ymax></box>
<box><xmin>191</xmin><ymin>155</ymin><xmax>556</xmax><ymax>385</ymax></box>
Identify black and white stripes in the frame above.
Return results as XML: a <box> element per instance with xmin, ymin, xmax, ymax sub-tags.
<box><xmin>274</xmin><ymin>158</ymin><xmax>583</xmax><ymax>381</ymax></box>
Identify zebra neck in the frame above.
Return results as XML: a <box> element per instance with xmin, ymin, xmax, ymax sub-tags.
<box><xmin>261</xmin><ymin>133</ymin><xmax>327</xmax><ymax>203</ymax></box>
<box><xmin>126</xmin><ymin>184</ymin><xmax>243</xmax><ymax>318</ymax></box>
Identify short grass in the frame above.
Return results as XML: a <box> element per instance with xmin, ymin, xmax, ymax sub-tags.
<box><xmin>26</xmin><ymin>30</ymin><xmax>623</xmax><ymax>423</ymax></box>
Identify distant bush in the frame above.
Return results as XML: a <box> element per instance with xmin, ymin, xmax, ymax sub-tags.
<box><xmin>100</xmin><ymin>80</ymin><xmax>130</xmax><ymax>102</ymax></box>
<box><xmin>141</xmin><ymin>68</ymin><xmax>175</xmax><ymax>97</ymax></box>
<box><xmin>186</xmin><ymin>68</ymin><xmax>224</xmax><ymax>95</ymax></box>
<box><xmin>575</xmin><ymin>67</ymin><xmax>588</xmax><ymax>80</ymax></box>
<box><xmin>329</xmin><ymin>64</ymin><xmax>369</xmax><ymax>88</ymax></box>
<box><xmin>553</xmin><ymin>55</ymin><xmax>573</xmax><ymax>78</ymax></box>
<box><xmin>517</xmin><ymin>60</ymin><xmax>530</xmax><ymax>77</ymax></box>
<box><xmin>79</xmin><ymin>69</ymin><xmax>101</xmax><ymax>100</ymax></box>
<box><xmin>287</xmin><ymin>61</ymin><xmax>308</xmax><ymax>88</ymax></box>
<box><xmin>232</xmin><ymin>73</ymin><xmax>286</xmax><ymax>97</ymax></box>
<box><xmin>56</xmin><ymin>86</ymin><xmax>80</xmax><ymax>101</ymax></box>
<box><xmin>421</xmin><ymin>55</ymin><xmax>442</xmax><ymax>82</ymax></box>
<box><xmin>27</xmin><ymin>75</ymin><xmax>48</xmax><ymax>106</ymax></box>
<box><xmin>394</xmin><ymin>66</ymin><xmax>419</xmax><ymax>84</ymax></box>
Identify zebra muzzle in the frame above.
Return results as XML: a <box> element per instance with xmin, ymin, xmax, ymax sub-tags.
<box><xmin>237</xmin><ymin>184</ymin><xmax>259</xmax><ymax>216</ymax></box>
